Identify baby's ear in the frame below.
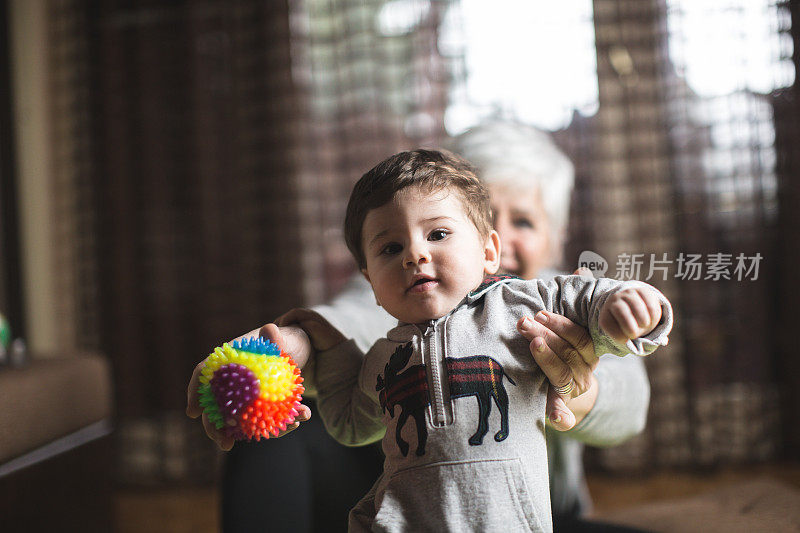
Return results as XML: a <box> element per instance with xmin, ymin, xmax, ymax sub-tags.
<box><xmin>483</xmin><ymin>230</ymin><xmax>501</xmax><ymax>275</ymax></box>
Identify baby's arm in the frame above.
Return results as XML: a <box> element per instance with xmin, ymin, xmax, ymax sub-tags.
<box><xmin>287</xmin><ymin>311</ymin><xmax>385</xmax><ymax>446</ymax></box>
<box><xmin>314</xmin><ymin>337</ymin><xmax>387</xmax><ymax>446</ymax></box>
<box><xmin>529</xmin><ymin>276</ymin><xmax>667</xmax><ymax>445</ymax></box>
<box><xmin>529</xmin><ymin>275</ymin><xmax>673</xmax><ymax>359</ymax></box>
<box><xmin>186</xmin><ymin>276</ymin><xmax>391</xmax><ymax>449</ymax></box>
<box><xmin>275</xmin><ymin>276</ymin><xmax>396</xmax><ymax>394</ymax></box>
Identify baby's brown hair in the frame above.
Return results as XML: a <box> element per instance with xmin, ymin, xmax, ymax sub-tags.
<box><xmin>344</xmin><ymin>149</ymin><xmax>492</xmax><ymax>269</ymax></box>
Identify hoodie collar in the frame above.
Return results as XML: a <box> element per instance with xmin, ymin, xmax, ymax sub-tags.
<box><xmin>466</xmin><ymin>274</ymin><xmax>520</xmax><ymax>303</ymax></box>
<box><xmin>386</xmin><ymin>323</ymin><xmax>418</xmax><ymax>342</ymax></box>
<box><xmin>385</xmin><ymin>274</ymin><xmax>520</xmax><ymax>341</ymax></box>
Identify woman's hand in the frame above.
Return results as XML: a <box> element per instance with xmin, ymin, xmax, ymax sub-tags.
<box><xmin>515</xmin><ymin>267</ymin><xmax>600</xmax><ymax>432</ymax></box>
<box><xmin>185</xmin><ymin>324</ymin><xmax>313</xmax><ymax>450</ymax></box>
<box><xmin>517</xmin><ymin>311</ymin><xmax>599</xmax><ymax>431</ymax></box>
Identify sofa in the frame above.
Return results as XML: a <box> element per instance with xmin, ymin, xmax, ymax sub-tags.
<box><xmin>0</xmin><ymin>352</ymin><xmax>114</xmax><ymax>531</ymax></box>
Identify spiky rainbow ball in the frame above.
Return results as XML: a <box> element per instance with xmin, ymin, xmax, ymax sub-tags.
<box><xmin>197</xmin><ymin>337</ymin><xmax>304</xmax><ymax>441</ymax></box>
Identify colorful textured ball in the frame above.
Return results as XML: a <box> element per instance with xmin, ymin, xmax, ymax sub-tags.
<box><xmin>197</xmin><ymin>337</ymin><xmax>304</xmax><ymax>441</ymax></box>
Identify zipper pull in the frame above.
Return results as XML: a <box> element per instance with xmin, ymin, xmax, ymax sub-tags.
<box><xmin>424</xmin><ymin>320</ymin><xmax>435</xmax><ymax>337</ymax></box>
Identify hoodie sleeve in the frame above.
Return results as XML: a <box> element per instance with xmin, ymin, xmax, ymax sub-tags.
<box><xmin>502</xmin><ymin>275</ymin><xmax>666</xmax><ymax>446</ymax></box>
<box><xmin>315</xmin><ymin>339</ymin><xmax>386</xmax><ymax>447</ymax></box>
<box><xmin>516</xmin><ymin>275</ymin><xmax>673</xmax><ymax>359</ymax></box>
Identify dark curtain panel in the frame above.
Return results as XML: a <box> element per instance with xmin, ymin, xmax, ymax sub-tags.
<box><xmin>0</xmin><ymin>0</ymin><xmax>24</xmax><ymax>339</ymax></box>
<box><xmin>774</xmin><ymin>0</ymin><xmax>800</xmax><ymax>457</ymax></box>
<box><xmin>88</xmin><ymin>0</ymin><xmax>304</xmax><ymax>417</ymax></box>
<box><xmin>575</xmin><ymin>0</ymin><xmax>789</xmax><ymax>470</ymax></box>
<box><xmin>49</xmin><ymin>0</ymin><xmax>304</xmax><ymax>482</ymax></box>
<box><xmin>568</xmin><ymin>0</ymin><xmax>689</xmax><ymax>470</ymax></box>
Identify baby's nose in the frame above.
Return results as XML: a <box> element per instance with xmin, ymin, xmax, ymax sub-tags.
<box><xmin>403</xmin><ymin>243</ymin><xmax>431</xmax><ymax>267</ymax></box>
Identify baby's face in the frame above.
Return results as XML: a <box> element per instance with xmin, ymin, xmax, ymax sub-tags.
<box><xmin>360</xmin><ymin>186</ymin><xmax>500</xmax><ymax>325</ymax></box>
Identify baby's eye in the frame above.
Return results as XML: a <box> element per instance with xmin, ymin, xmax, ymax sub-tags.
<box><xmin>428</xmin><ymin>229</ymin><xmax>449</xmax><ymax>241</ymax></box>
<box><xmin>381</xmin><ymin>243</ymin><xmax>402</xmax><ymax>255</ymax></box>
<box><xmin>513</xmin><ymin>217</ymin><xmax>534</xmax><ymax>230</ymax></box>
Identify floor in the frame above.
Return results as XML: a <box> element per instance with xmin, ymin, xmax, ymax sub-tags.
<box><xmin>116</xmin><ymin>487</ymin><xmax>219</xmax><ymax>533</ymax></box>
<box><xmin>586</xmin><ymin>462</ymin><xmax>800</xmax><ymax>513</ymax></box>
<box><xmin>115</xmin><ymin>463</ymin><xmax>800</xmax><ymax>533</ymax></box>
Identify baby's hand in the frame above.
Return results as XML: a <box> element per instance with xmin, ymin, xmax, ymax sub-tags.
<box><xmin>186</xmin><ymin>359</ymin><xmax>238</xmax><ymax>450</ymax></box>
<box><xmin>599</xmin><ymin>286</ymin><xmax>663</xmax><ymax>345</ymax></box>
<box><xmin>254</xmin><ymin>323</ymin><xmax>314</xmax><ymax>368</ymax></box>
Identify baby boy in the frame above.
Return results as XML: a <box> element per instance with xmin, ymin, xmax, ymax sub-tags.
<box><xmin>311</xmin><ymin>149</ymin><xmax>673</xmax><ymax>532</ymax></box>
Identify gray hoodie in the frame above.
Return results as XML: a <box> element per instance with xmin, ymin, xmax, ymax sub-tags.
<box><xmin>316</xmin><ymin>274</ymin><xmax>673</xmax><ymax>532</ymax></box>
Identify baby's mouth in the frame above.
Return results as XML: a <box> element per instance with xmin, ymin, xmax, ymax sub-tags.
<box><xmin>408</xmin><ymin>276</ymin><xmax>438</xmax><ymax>293</ymax></box>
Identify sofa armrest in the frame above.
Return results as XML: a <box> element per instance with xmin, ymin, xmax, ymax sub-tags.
<box><xmin>0</xmin><ymin>352</ymin><xmax>113</xmax><ymax>464</ymax></box>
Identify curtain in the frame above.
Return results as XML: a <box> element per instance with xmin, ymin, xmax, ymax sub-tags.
<box><xmin>774</xmin><ymin>0</ymin><xmax>800</xmax><ymax>458</ymax></box>
<box><xmin>0</xmin><ymin>0</ymin><xmax>23</xmax><ymax>339</ymax></box>
<box><xmin>289</xmin><ymin>0</ymin><xmax>457</xmax><ymax>302</ymax></box>
<box><xmin>47</xmin><ymin>0</ymin><xmax>797</xmax><ymax>484</ymax></box>
<box><xmin>291</xmin><ymin>0</ymin><xmax>796</xmax><ymax>471</ymax></box>
<box><xmin>579</xmin><ymin>0</ymin><xmax>792</xmax><ymax>470</ymax></box>
<box><xmin>49</xmin><ymin>0</ymin><xmax>304</xmax><ymax>483</ymax></box>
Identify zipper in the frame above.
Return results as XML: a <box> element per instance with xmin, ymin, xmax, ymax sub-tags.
<box><xmin>423</xmin><ymin>317</ymin><xmax>453</xmax><ymax>427</ymax></box>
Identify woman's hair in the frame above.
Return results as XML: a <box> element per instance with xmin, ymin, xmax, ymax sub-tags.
<box><xmin>344</xmin><ymin>149</ymin><xmax>492</xmax><ymax>269</ymax></box>
<box><xmin>449</xmin><ymin>120</ymin><xmax>575</xmax><ymax>249</ymax></box>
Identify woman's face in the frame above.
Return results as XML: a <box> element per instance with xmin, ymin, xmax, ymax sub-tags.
<box><xmin>488</xmin><ymin>182</ymin><xmax>554</xmax><ymax>280</ymax></box>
